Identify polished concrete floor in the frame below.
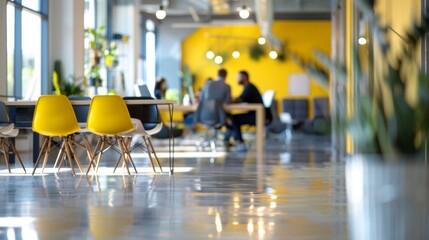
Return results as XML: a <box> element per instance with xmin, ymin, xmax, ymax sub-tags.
<box><xmin>0</xmin><ymin>132</ymin><xmax>349</xmax><ymax>239</ymax></box>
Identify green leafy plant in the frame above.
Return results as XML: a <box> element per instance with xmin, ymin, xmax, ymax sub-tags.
<box><xmin>52</xmin><ymin>60</ymin><xmax>83</xmax><ymax>96</ymax></box>
<box><xmin>85</xmin><ymin>26</ymin><xmax>118</xmax><ymax>87</ymax></box>
<box><xmin>294</xmin><ymin>0</ymin><xmax>429</xmax><ymax>157</ymax></box>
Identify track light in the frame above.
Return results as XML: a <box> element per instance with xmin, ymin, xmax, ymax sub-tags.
<box><xmin>156</xmin><ymin>5</ymin><xmax>166</xmax><ymax>20</ymax></box>
<box><xmin>239</xmin><ymin>5</ymin><xmax>250</xmax><ymax>19</ymax></box>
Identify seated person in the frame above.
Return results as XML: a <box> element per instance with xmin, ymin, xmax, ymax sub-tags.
<box><xmin>224</xmin><ymin>70</ymin><xmax>263</xmax><ymax>151</ymax></box>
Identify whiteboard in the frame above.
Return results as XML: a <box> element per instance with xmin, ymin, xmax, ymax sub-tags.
<box><xmin>288</xmin><ymin>74</ymin><xmax>309</xmax><ymax>95</ymax></box>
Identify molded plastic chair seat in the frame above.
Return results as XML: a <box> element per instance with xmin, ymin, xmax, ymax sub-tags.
<box><xmin>32</xmin><ymin>95</ymin><xmax>89</xmax><ymax>175</ymax></box>
<box><xmin>86</xmin><ymin>95</ymin><xmax>136</xmax><ymax>175</ymax></box>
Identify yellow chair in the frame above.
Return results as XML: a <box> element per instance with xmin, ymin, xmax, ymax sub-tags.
<box><xmin>86</xmin><ymin>95</ymin><xmax>136</xmax><ymax>175</ymax></box>
<box><xmin>32</xmin><ymin>95</ymin><xmax>85</xmax><ymax>175</ymax></box>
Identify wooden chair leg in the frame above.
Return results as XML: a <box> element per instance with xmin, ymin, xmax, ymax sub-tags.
<box><xmin>8</xmin><ymin>139</ymin><xmax>26</xmax><ymax>173</ymax></box>
<box><xmin>32</xmin><ymin>138</ymin><xmax>49</xmax><ymax>175</ymax></box>
<box><xmin>0</xmin><ymin>140</ymin><xmax>10</xmax><ymax>173</ymax></box>
<box><xmin>63</xmin><ymin>138</ymin><xmax>76</xmax><ymax>175</ymax></box>
<box><xmin>95</xmin><ymin>139</ymin><xmax>106</xmax><ymax>173</ymax></box>
<box><xmin>67</xmin><ymin>137</ymin><xmax>83</xmax><ymax>173</ymax></box>
<box><xmin>121</xmin><ymin>137</ymin><xmax>137</xmax><ymax>173</ymax></box>
<box><xmin>113</xmin><ymin>154</ymin><xmax>123</xmax><ymax>173</ymax></box>
<box><xmin>41</xmin><ymin>138</ymin><xmax>52</xmax><ymax>173</ymax></box>
<box><xmin>142</xmin><ymin>137</ymin><xmax>157</xmax><ymax>173</ymax></box>
<box><xmin>53</xmin><ymin>141</ymin><xmax>66</xmax><ymax>169</ymax></box>
<box><xmin>82</xmin><ymin>136</ymin><xmax>96</xmax><ymax>170</ymax></box>
<box><xmin>146</xmin><ymin>137</ymin><xmax>163</xmax><ymax>173</ymax></box>
<box><xmin>117</xmin><ymin>138</ymin><xmax>130</xmax><ymax>175</ymax></box>
<box><xmin>86</xmin><ymin>138</ymin><xmax>102</xmax><ymax>175</ymax></box>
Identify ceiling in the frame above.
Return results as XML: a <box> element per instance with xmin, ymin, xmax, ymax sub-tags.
<box><xmin>139</xmin><ymin>0</ymin><xmax>332</xmax><ymax>25</ymax></box>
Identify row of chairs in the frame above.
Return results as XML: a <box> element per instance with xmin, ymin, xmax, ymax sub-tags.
<box><xmin>0</xmin><ymin>95</ymin><xmax>163</xmax><ymax>175</ymax></box>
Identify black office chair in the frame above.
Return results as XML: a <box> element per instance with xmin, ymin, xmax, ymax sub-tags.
<box><xmin>195</xmin><ymin>99</ymin><xmax>226</xmax><ymax>152</ymax></box>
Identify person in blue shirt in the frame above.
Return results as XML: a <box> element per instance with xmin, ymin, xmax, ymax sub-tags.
<box><xmin>224</xmin><ymin>70</ymin><xmax>263</xmax><ymax>151</ymax></box>
<box><xmin>154</xmin><ymin>77</ymin><xmax>167</xmax><ymax>99</ymax></box>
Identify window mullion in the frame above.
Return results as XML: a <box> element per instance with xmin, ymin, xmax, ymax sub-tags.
<box><xmin>13</xmin><ymin>0</ymin><xmax>22</xmax><ymax>100</ymax></box>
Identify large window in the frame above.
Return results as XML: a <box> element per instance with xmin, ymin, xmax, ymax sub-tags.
<box><xmin>7</xmin><ymin>0</ymin><xmax>47</xmax><ymax>100</ymax></box>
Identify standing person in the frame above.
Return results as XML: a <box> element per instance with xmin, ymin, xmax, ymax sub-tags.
<box><xmin>154</xmin><ymin>77</ymin><xmax>167</xmax><ymax>99</ymax></box>
<box><xmin>225</xmin><ymin>70</ymin><xmax>264</xmax><ymax>151</ymax></box>
<box><xmin>199</xmin><ymin>68</ymin><xmax>231</xmax><ymax>103</ymax></box>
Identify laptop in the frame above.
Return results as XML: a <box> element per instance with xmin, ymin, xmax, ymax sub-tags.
<box><xmin>137</xmin><ymin>84</ymin><xmax>152</xmax><ymax>97</ymax></box>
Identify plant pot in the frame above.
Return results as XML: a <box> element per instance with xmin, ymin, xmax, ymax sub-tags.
<box><xmin>346</xmin><ymin>155</ymin><xmax>429</xmax><ymax>240</ymax></box>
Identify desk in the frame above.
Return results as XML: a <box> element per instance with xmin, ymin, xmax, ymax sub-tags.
<box><xmin>5</xmin><ymin>99</ymin><xmax>177</xmax><ymax>174</ymax></box>
<box><xmin>159</xmin><ymin>103</ymin><xmax>265</xmax><ymax>156</ymax></box>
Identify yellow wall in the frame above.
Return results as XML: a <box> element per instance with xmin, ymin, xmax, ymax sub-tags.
<box><xmin>182</xmin><ymin>20</ymin><xmax>331</xmax><ymax>118</ymax></box>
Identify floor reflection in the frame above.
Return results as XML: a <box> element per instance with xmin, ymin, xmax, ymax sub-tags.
<box><xmin>0</xmin><ymin>133</ymin><xmax>348</xmax><ymax>239</ymax></box>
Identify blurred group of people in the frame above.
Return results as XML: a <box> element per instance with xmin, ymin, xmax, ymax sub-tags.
<box><xmin>200</xmin><ymin>68</ymin><xmax>264</xmax><ymax>152</ymax></box>
<box><xmin>154</xmin><ymin>68</ymin><xmax>264</xmax><ymax>152</ymax></box>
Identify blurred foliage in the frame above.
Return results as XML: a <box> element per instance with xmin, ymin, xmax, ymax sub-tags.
<box><xmin>249</xmin><ymin>44</ymin><xmax>266</xmax><ymax>61</ymax></box>
<box><xmin>85</xmin><ymin>26</ymin><xmax>118</xmax><ymax>87</ymax></box>
<box><xmin>293</xmin><ymin>0</ymin><xmax>429</xmax><ymax>157</ymax></box>
<box><xmin>52</xmin><ymin>60</ymin><xmax>83</xmax><ymax>96</ymax></box>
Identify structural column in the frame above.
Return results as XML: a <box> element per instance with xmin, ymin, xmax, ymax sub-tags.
<box><xmin>49</xmin><ymin>0</ymin><xmax>84</xmax><ymax>85</ymax></box>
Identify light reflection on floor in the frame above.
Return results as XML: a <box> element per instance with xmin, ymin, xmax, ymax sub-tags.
<box><xmin>0</xmin><ymin>133</ymin><xmax>348</xmax><ymax>239</ymax></box>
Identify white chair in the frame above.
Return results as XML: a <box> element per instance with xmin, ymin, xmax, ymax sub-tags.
<box><xmin>280</xmin><ymin>112</ymin><xmax>293</xmax><ymax>142</ymax></box>
<box><xmin>0</xmin><ymin>102</ymin><xmax>26</xmax><ymax>173</ymax></box>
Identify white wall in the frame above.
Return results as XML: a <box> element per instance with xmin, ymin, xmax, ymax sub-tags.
<box><xmin>157</xmin><ymin>19</ymin><xmax>194</xmax><ymax>92</ymax></box>
<box><xmin>0</xmin><ymin>0</ymin><xmax>6</xmax><ymax>99</ymax></box>
<box><xmin>49</xmin><ymin>0</ymin><xmax>85</xmax><ymax>84</ymax></box>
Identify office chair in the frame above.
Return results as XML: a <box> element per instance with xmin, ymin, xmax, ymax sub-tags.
<box><xmin>195</xmin><ymin>99</ymin><xmax>226</xmax><ymax>152</ymax></box>
<box><xmin>86</xmin><ymin>95</ymin><xmax>136</xmax><ymax>175</ymax></box>
<box><xmin>32</xmin><ymin>95</ymin><xmax>89</xmax><ymax>175</ymax></box>
<box><xmin>122</xmin><ymin>96</ymin><xmax>163</xmax><ymax>173</ymax></box>
<box><xmin>0</xmin><ymin>102</ymin><xmax>26</xmax><ymax>173</ymax></box>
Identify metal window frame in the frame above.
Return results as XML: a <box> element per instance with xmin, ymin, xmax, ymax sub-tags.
<box><xmin>7</xmin><ymin>0</ymin><xmax>48</xmax><ymax>99</ymax></box>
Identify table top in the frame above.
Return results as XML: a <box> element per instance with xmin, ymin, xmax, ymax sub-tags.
<box><xmin>5</xmin><ymin>99</ymin><xmax>177</xmax><ymax>106</ymax></box>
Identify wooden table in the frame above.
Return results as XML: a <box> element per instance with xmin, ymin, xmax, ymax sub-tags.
<box><xmin>159</xmin><ymin>103</ymin><xmax>265</xmax><ymax>156</ymax></box>
<box><xmin>5</xmin><ymin>99</ymin><xmax>177</xmax><ymax>174</ymax></box>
